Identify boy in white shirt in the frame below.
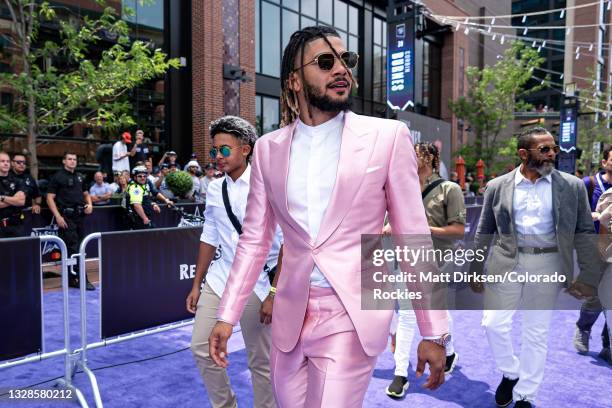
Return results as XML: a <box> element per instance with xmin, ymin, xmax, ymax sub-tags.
<box><xmin>186</xmin><ymin>116</ymin><xmax>281</xmax><ymax>408</ymax></box>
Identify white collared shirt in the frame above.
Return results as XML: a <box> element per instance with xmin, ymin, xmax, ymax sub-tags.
<box><xmin>287</xmin><ymin>111</ymin><xmax>344</xmax><ymax>287</ymax></box>
<box><xmin>200</xmin><ymin>165</ymin><xmax>283</xmax><ymax>301</ymax></box>
<box><xmin>513</xmin><ymin>166</ymin><xmax>556</xmax><ymax>248</ymax></box>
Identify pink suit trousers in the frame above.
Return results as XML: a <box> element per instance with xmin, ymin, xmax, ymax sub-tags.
<box><xmin>270</xmin><ymin>286</ymin><xmax>377</xmax><ymax>408</ymax></box>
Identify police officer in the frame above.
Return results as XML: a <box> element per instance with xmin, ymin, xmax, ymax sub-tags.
<box><xmin>0</xmin><ymin>151</ymin><xmax>26</xmax><ymax>238</ymax></box>
<box><xmin>11</xmin><ymin>153</ymin><xmax>42</xmax><ymax>214</ymax></box>
<box><xmin>126</xmin><ymin>165</ymin><xmax>160</xmax><ymax>229</ymax></box>
<box><xmin>47</xmin><ymin>152</ymin><xmax>95</xmax><ymax>290</ymax></box>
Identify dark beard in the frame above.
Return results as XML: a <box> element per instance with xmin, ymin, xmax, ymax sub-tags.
<box><xmin>526</xmin><ymin>152</ymin><xmax>555</xmax><ymax>176</ymax></box>
<box><xmin>304</xmin><ymin>81</ymin><xmax>352</xmax><ymax>113</ymax></box>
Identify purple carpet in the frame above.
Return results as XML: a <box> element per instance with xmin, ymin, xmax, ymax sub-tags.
<box><xmin>1</xmin><ymin>287</ymin><xmax>610</xmax><ymax>407</ymax></box>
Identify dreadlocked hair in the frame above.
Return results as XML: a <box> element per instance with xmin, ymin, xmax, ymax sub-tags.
<box><xmin>279</xmin><ymin>26</ymin><xmax>359</xmax><ymax>127</ymax></box>
<box><xmin>415</xmin><ymin>142</ymin><xmax>440</xmax><ymax>173</ymax></box>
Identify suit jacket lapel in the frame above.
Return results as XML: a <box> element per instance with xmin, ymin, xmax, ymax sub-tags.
<box><xmin>315</xmin><ymin>112</ymin><xmax>374</xmax><ymax>248</ymax></box>
<box><xmin>502</xmin><ymin>168</ymin><xmax>517</xmax><ymax>235</ymax></box>
<box><xmin>269</xmin><ymin>121</ymin><xmax>311</xmax><ymax>244</ymax></box>
<box><xmin>551</xmin><ymin>170</ymin><xmax>563</xmax><ymax>229</ymax></box>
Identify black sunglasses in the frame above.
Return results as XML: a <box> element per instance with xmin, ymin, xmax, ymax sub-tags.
<box><xmin>528</xmin><ymin>145</ymin><xmax>560</xmax><ymax>154</ymax></box>
<box><xmin>12</xmin><ymin>160</ymin><xmax>26</xmax><ymax>165</ymax></box>
<box><xmin>293</xmin><ymin>51</ymin><xmax>359</xmax><ymax>72</ymax></box>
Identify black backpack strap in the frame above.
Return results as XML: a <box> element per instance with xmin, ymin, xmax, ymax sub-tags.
<box><xmin>222</xmin><ymin>179</ymin><xmax>243</xmax><ymax>235</ymax></box>
<box><xmin>422</xmin><ymin>178</ymin><xmax>446</xmax><ymax>200</ymax></box>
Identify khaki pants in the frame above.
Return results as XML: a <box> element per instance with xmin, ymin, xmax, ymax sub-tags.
<box><xmin>191</xmin><ymin>282</ymin><xmax>275</xmax><ymax>408</ymax></box>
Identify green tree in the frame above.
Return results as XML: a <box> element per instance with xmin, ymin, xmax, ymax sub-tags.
<box><xmin>0</xmin><ymin>0</ymin><xmax>179</xmax><ymax>177</ymax></box>
<box><xmin>449</xmin><ymin>40</ymin><xmax>547</xmax><ymax>171</ymax></box>
<box><xmin>574</xmin><ymin>71</ymin><xmax>612</xmax><ymax>175</ymax></box>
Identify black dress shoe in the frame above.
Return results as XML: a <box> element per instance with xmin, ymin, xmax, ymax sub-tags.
<box><xmin>495</xmin><ymin>376</ymin><xmax>519</xmax><ymax>407</ymax></box>
<box><xmin>514</xmin><ymin>400</ymin><xmax>532</xmax><ymax>408</ymax></box>
<box><xmin>85</xmin><ymin>279</ymin><xmax>95</xmax><ymax>291</ymax></box>
<box><xmin>68</xmin><ymin>276</ymin><xmax>96</xmax><ymax>291</ymax></box>
<box><xmin>68</xmin><ymin>276</ymin><xmax>80</xmax><ymax>289</ymax></box>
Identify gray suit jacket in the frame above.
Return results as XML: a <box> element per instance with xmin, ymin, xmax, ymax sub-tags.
<box><xmin>473</xmin><ymin>168</ymin><xmax>601</xmax><ymax>287</ymax></box>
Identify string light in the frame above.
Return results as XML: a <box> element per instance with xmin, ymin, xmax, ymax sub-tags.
<box><xmin>608</xmin><ymin>0</ymin><xmax>611</xmax><ymax>11</ymax></box>
<box><xmin>492</xmin><ymin>33</ymin><xmax>497</xmax><ymax>41</ymax></box>
<box><xmin>589</xmin><ymin>43</ymin><xmax>594</xmax><ymax>51</ymax></box>
<box><xmin>523</xmin><ymin>27</ymin><xmax>529</xmax><ymax>35</ymax></box>
<box><xmin>464</xmin><ymin>26</ymin><xmax>470</xmax><ymax>35</ymax></box>
<box><xmin>532</xmin><ymin>40</ymin><xmax>537</xmax><ymax>47</ymax></box>
<box><xmin>500</xmin><ymin>35</ymin><xmax>505</xmax><ymax>44</ymax></box>
<box><xmin>560</xmin><ymin>9</ymin><xmax>565</xmax><ymax>18</ymax></box>
<box><xmin>566</xmin><ymin>27</ymin><xmax>572</xmax><ymax>35</ymax></box>
<box><xmin>522</xmin><ymin>15</ymin><xmax>527</xmax><ymax>23</ymax></box>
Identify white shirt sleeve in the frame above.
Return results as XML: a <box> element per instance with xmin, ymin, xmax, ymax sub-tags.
<box><xmin>112</xmin><ymin>142</ymin><xmax>122</xmax><ymax>161</ymax></box>
<box><xmin>200</xmin><ymin>183</ymin><xmax>219</xmax><ymax>247</ymax></box>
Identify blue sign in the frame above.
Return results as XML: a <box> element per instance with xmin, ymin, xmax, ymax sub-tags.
<box><xmin>387</xmin><ymin>19</ymin><xmax>415</xmax><ymax>111</ymax></box>
<box><xmin>559</xmin><ymin>106</ymin><xmax>577</xmax><ymax>153</ymax></box>
<box><xmin>558</xmin><ymin>105</ymin><xmax>578</xmax><ymax>174</ymax></box>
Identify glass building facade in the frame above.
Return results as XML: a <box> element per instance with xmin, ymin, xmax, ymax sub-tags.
<box><xmin>254</xmin><ymin>0</ymin><xmax>389</xmax><ymax>135</ymax></box>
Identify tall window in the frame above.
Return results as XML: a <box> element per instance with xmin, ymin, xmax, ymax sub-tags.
<box><xmin>255</xmin><ymin>0</ymin><xmax>360</xmax><ymax>83</ymax></box>
<box><xmin>256</xmin><ymin>95</ymin><xmax>280</xmax><ymax>135</ymax></box>
<box><xmin>372</xmin><ymin>16</ymin><xmax>387</xmax><ymax>103</ymax></box>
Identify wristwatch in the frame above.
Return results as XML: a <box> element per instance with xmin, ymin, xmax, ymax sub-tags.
<box><xmin>426</xmin><ymin>333</ymin><xmax>452</xmax><ymax>348</ymax></box>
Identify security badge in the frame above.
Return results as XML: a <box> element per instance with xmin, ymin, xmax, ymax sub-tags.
<box><xmin>9</xmin><ymin>183</ymin><xmax>15</xmax><ymax>190</ymax></box>
<box><xmin>133</xmin><ymin>188</ymin><xmax>141</xmax><ymax>195</ymax></box>
<box><xmin>25</xmin><ymin>178</ymin><xmax>31</xmax><ymax>186</ymax></box>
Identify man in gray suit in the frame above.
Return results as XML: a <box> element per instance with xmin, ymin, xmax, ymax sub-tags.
<box><xmin>470</xmin><ymin>127</ymin><xmax>601</xmax><ymax>408</ymax></box>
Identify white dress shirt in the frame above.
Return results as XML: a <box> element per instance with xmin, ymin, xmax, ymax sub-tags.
<box><xmin>287</xmin><ymin>111</ymin><xmax>344</xmax><ymax>287</ymax></box>
<box><xmin>200</xmin><ymin>165</ymin><xmax>283</xmax><ymax>301</ymax></box>
<box><xmin>513</xmin><ymin>166</ymin><xmax>556</xmax><ymax>248</ymax></box>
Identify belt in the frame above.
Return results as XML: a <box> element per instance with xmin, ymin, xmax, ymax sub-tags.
<box><xmin>518</xmin><ymin>246</ymin><xmax>558</xmax><ymax>254</ymax></box>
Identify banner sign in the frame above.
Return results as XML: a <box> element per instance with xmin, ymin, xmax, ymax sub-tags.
<box><xmin>99</xmin><ymin>227</ymin><xmax>201</xmax><ymax>338</ymax></box>
<box><xmin>0</xmin><ymin>237</ymin><xmax>42</xmax><ymax>361</ymax></box>
<box><xmin>387</xmin><ymin>17</ymin><xmax>415</xmax><ymax>111</ymax></box>
<box><xmin>21</xmin><ymin>203</ymin><xmax>205</xmax><ymax>261</ymax></box>
<box><xmin>558</xmin><ymin>105</ymin><xmax>578</xmax><ymax>174</ymax></box>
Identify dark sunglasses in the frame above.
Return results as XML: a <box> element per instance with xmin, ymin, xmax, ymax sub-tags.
<box><xmin>293</xmin><ymin>51</ymin><xmax>359</xmax><ymax>72</ymax></box>
<box><xmin>209</xmin><ymin>145</ymin><xmax>237</xmax><ymax>159</ymax></box>
<box><xmin>12</xmin><ymin>160</ymin><xmax>26</xmax><ymax>165</ymax></box>
<box><xmin>528</xmin><ymin>145</ymin><xmax>560</xmax><ymax>154</ymax></box>
<box><xmin>135</xmin><ymin>174</ymin><xmax>147</xmax><ymax>178</ymax></box>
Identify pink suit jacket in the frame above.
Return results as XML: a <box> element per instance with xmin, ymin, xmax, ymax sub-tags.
<box><xmin>218</xmin><ymin>111</ymin><xmax>449</xmax><ymax>357</ymax></box>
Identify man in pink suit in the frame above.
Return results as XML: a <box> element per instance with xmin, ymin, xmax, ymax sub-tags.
<box><xmin>209</xmin><ymin>26</ymin><xmax>449</xmax><ymax>407</ymax></box>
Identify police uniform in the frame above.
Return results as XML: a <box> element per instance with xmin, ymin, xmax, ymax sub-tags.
<box><xmin>47</xmin><ymin>168</ymin><xmax>88</xmax><ymax>271</ymax></box>
<box><xmin>11</xmin><ymin>171</ymin><xmax>41</xmax><ymax>208</ymax></box>
<box><xmin>126</xmin><ymin>181</ymin><xmax>155</xmax><ymax>229</ymax></box>
<box><xmin>0</xmin><ymin>173</ymin><xmax>26</xmax><ymax>238</ymax></box>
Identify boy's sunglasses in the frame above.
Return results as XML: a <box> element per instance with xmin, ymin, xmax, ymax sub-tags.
<box><xmin>293</xmin><ymin>51</ymin><xmax>359</xmax><ymax>72</ymax></box>
<box><xmin>209</xmin><ymin>145</ymin><xmax>236</xmax><ymax>159</ymax></box>
<box><xmin>528</xmin><ymin>145</ymin><xmax>560</xmax><ymax>154</ymax></box>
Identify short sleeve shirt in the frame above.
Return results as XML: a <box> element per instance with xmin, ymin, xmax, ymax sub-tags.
<box><xmin>47</xmin><ymin>169</ymin><xmax>87</xmax><ymax>208</ymax></box>
<box><xmin>422</xmin><ymin>174</ymin><xmax>466</xmax><ymax>251</ymax></box>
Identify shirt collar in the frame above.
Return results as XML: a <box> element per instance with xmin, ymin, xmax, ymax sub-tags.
<box><xmin>224</xmin><ymin>164</ymin><xmax>251</xmax><ymax>186</ymax></box>
<box><xmin>514</xmin><ymin>165</ymin><xmax>552</xmax><ymax>186</ymax></box>
<box><xmin>296</xmin><ymin>111</ymin><xmax>344</xmax><ymax>136</ymax></box>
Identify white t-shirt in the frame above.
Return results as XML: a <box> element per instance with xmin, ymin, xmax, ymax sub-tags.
<box><xmin>112</xmin><ymin>141</ymin><xmax>130</xmax><ymax>172</ymax></box>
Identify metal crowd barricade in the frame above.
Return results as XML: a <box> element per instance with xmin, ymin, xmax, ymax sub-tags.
<box><xmin>73</xmin><ymin>232</ymin><xmax>196</xmax><ymax>407</ymax></box>
<box><xmin>0</xmin><ymin>236</ymin><xmax>89</xmax><ymax>407</ymax></box>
